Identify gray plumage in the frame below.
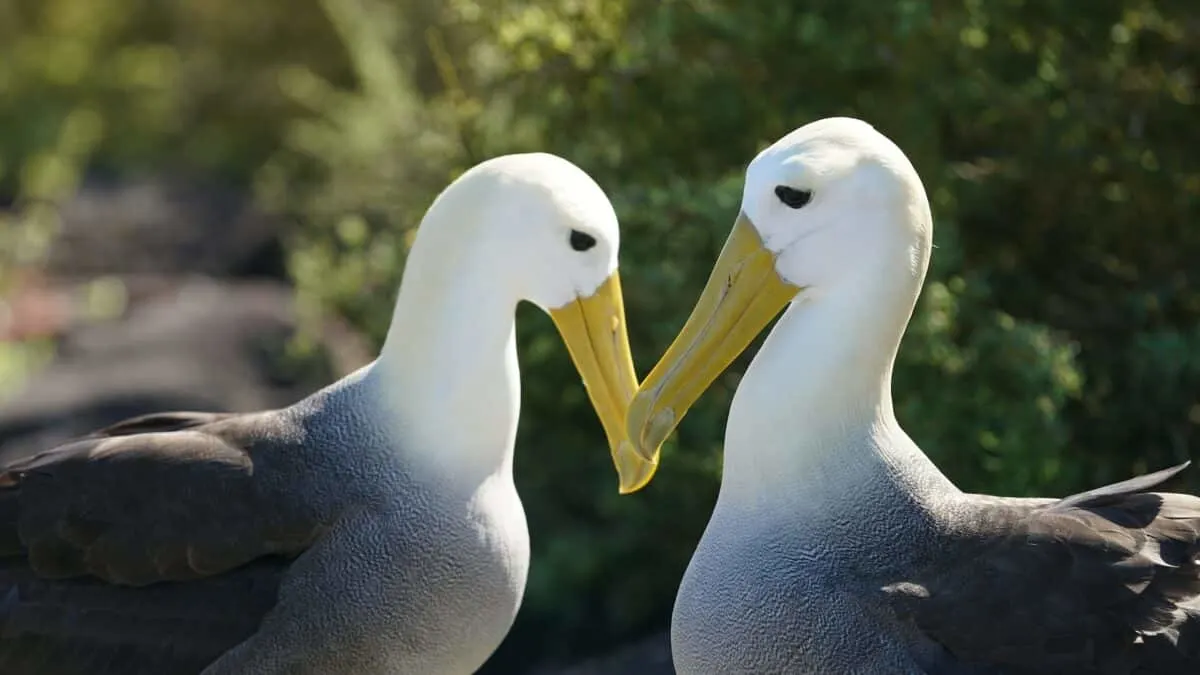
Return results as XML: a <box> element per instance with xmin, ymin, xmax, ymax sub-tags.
<box><xmin>672</xmin><ymin>453</ymin><xmax>1200</xmax><ymax>674</ymax></box>
<box><xmin>0</xmin><ymin>367</ymin><xmax>529</xmax><ymax>674</ymax></box>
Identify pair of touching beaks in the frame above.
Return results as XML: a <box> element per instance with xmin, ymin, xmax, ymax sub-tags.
<box><xmin>560</xmin><ymin>211</ymin><xmax>799</xmax><ymax>495</ymax></box>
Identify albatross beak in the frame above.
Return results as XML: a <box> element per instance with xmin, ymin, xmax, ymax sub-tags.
<box><xmin>550</xmin><ymin>272</ymin><xmax>658</xmax><ymax>494</ymax></box>
<box><xmin>626</xmin><ymin>212</ymin><xmax>800</xmax><ymax>464</ymax></box>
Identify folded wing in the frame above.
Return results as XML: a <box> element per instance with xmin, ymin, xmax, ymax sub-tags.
<box><xmin>0</xmin><ymin>410</ymin><xmax>326</xmax><ymax>674</ymax></box>
<box><xmin>885</xmin><ymin>463</ymin><xmax>1200</xmax><ymax>675</ymax></box>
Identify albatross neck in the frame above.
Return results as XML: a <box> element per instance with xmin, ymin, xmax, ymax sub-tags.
<box><xmin>719</xmin><ymin>275</ymin><xmax>959</xmax><ymax>516</ymax></box>
<box><xmin>373</xmin><ymin>225</ymin><xmax>523</xmax><ymax>490</ymax></box>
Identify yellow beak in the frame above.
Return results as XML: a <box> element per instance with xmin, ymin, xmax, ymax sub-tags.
<box><xmin>549</xmin><ymin>272</ymin><xmax>658</xmax><ymax>494</ymax></box>
<box><xmin>626</xmin><ymin>212</ymin><xmax>800</xmax><ymax>464</ymax></box>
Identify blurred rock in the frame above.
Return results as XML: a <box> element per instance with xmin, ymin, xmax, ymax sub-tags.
<box><xmin>0</xmin><ymin>171</ymin><xmax>359</xmax><ymax>461</ymax></box>
<box><xmin>0</xmin><ymin>276</ymin><xmax>372</xmax><ymax>465</ymax></box>
<box><xmin>45</xmin><ymin>174</ymin><xmax>287</xmax><ymax>281</ymax></box>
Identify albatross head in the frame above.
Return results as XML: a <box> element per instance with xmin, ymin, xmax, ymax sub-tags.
<box><xmin>624</xmin><ymin>118</ymin><xmax>932</xmax><ymax>474</ymax></box>
<box><xmin>394</xmin><ymin>153</ymin><xmax>657</xmax><ymax>492</ymax></box>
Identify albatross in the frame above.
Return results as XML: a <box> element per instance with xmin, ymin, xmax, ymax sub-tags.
<box><xmin>0</xmin><ymin>152</ymin><xmax>654</xmax><ymax>675</ymax></box>
<box><xmin>626</xmin><ymin>118</ymin><xmax>1200</xmax><ymax>673</ymax></box>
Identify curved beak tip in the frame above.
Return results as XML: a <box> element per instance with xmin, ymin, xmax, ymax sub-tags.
<box><xmin>614</xmin><ymin>439</ymin><xmax>659</xmax><ymax>495</ymax></box>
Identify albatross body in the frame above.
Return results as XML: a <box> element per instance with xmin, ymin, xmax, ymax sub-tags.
<box><xmin>627</xmin><ymin>118</ymin><xmax>1200</xmax><ymax>674</ymax></box>
<box><xmin>0</xmin><ymin>152</ymin><xmax>652</xmax><ymax>674</ymax></box>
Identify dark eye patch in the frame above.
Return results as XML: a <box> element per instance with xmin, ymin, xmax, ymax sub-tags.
<box><xmin>569</xmin><ymin>229</ymin><xmax>597</xmax><ymax>252</ymax></box>
<box><xmin>774</xmin><ymin>185</ymin><xmax>813</xmax><ymax>209</ymax></box>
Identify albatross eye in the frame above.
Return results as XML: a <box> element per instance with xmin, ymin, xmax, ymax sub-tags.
<box><xmin>569</xmin><ymin>229</ymin><xmax>597</xmax><ymax>252</ymax></box>
<box><xmin>774</xmin><ymin>185</ymin><xmax>813</xmax><ymax>209</ymax></box>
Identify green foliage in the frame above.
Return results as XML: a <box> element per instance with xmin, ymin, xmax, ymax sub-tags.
<box><xmin>0</xmin><ymin>0</ymin><xmax>348</xmax><ymax>186</ymax></box>
<box><xmin>895</xmin><ymin>223</ymin><xmax>1084</xmax><ymax>497</ymax></box>
<box><xmin>256</xmin><ymin>0</ymin><xmax>468</xmax><ymax>341</ymax></box>
<box><xmin>0</xmin><ymin>99</ymin><xmax>103</xmax><ymax>398</ymax></box>
<box><xmin>2</xmin><ymin>0</ymin><xmax>1197</xmax><ymax>666</ymax></box>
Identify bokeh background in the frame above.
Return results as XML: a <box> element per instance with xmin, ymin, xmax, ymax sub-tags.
<box><xmin>0</xmin><ymin>0</ymin><xmax>1197</xmax><ymax>671</ymax></box>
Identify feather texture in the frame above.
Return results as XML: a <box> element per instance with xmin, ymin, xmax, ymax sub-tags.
<box><xmin>0</xmin><ymin>410</ymin><xmax>318</xmax><ymax>674</ymax></box>
<box><xmin>884</xmin><ymin>463</ymin><xmax>1200</xmax><ymax>674</ymax></box>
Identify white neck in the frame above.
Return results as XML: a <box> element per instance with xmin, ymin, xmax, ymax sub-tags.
<box><xmin>369</xmin><ymin>215</ymin><xmax>523</xmax><ymax>491</ymax></box>
<box><xmin>720</xmin><ymin>269</ymin><xmax>959</xmax><ymax>516</ymax></box>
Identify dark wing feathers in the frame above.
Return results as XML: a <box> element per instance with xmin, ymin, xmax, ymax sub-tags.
<box><xmin>0</xmin><ymin>420</ymin><xmax>320</xmax><ymax>585</ymax></box>
<box><xmin>0</xmin><ymin>409</ymin><xmax>324</xmax><ymax>674</ymax></box>
<box><xmin>0</xmin><ymin>552</ymin><xmax>288</xmax><ymax>675</ymax></box>
<box><xmin>87</xmin><ymin>411</ymin><xmax>241</xmax><ymax>439</ymax></box>
<box><xmin>886</xmin><ymin>462</ymin><xmax>1200</xmax><ymax>674</ymax></box>
<box><xmin>1056</xmin><ymin>461</ymin><xmax>1191</xmax><ymax>509</ymax></box>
